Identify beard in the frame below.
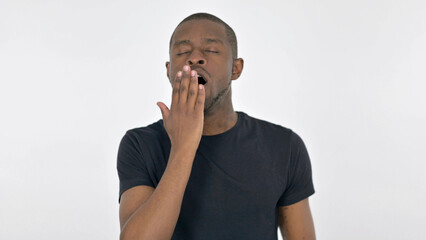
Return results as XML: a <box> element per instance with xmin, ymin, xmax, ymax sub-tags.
<box><xmin>204</xmin><ymin>80</ymin><xmax>232</xmax><ymax>115</ymax></box>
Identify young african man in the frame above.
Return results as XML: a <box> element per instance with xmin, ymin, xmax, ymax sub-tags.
<box><xmin>117</xmin><ymin>13</ymin><xmax>316</xmax><ymax>240</ymax></box>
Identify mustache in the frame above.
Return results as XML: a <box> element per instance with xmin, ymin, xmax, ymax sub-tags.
<box><xmin>191</xmin><ymin>67</ymin><xmax>210</xmax><ymax>79</ymax></box>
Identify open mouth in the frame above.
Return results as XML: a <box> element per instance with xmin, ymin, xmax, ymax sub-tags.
<box><xmin>198</xmin><ymin>75</ymin><xmax>207</xmax><ymax>85</ymax></box>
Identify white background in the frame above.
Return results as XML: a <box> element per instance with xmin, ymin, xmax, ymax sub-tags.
<box><xmin>1</xmin><ymin>0</ymin><xmax>425</xmax><ymax>239</ymax></box>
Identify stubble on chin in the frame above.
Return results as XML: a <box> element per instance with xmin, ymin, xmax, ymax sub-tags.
<box><xmin>203</xmin><ymin>80</ymin><xmax>232</xmax><ymax>115</ymax></box>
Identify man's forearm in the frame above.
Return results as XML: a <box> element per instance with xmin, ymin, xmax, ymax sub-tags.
<box><xmin>120</xmin><ymin>148</ymin><xmax>195</xmax><ymax>240</ymax></box>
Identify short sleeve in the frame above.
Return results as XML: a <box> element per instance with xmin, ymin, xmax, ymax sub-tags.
<box><xmin>117</xmin><ymin>131</ymin><xmax>155</xmax><ymax>203</ymax></box>
<box><xmin>277</xmin><ymin>131</ymin><xmax>315</xmax><ymax>206</ymax></box>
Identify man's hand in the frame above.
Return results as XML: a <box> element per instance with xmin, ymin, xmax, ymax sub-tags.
<box><xmin>120</xmin><ymin>65</ymin><xmax>205</xmax><ymax>240</ymax></box>
<box><xmin>157</xmin><ymin>65</ymin><xmax>205</xmax><ymax>152</ymax></box>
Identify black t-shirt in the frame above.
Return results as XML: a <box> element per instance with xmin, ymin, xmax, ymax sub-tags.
<box><xmin>117</xmin><ymin>111</ymin><xmax>315</xmax><ymax>240</ymax></box>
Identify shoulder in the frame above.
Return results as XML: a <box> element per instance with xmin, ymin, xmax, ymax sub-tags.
<box><xmin>124</xmin><ymin>120</ymin><xmax>166</xmax><ymax>140</ymax></box>
<box><xmin>238</xmin><ymin>111</ymin><xmax>309</xmax><ymax>151</ymax></box>
<box><xmin>239</xmin><ymin>111</ymin><xmax>294</xmax><ymax>139</ymax></box>
<box><xmin>120</xmin><ymin>120</ymin><xmax>168</xmax><ymax>149</ymax></box>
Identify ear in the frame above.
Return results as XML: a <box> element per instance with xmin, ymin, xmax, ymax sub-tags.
<box><xmin>231</xmin><ymin>58</ymin><xmax>244</xmax><ymax>80</ymax></box>
<box><xmin>165</xmin><ymin>61</ymin><xmax>170</xmax><ymax>81</ymax></box>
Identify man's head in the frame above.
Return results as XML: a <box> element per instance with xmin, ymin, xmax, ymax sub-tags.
<box><xmin>169</xmin><ymin>13</ymin><xmax>238</xmax><ymax>60</ymax></box>
<box><xmin>166</xmin><ymin>13</ymin><xmax>244</xmax><ymax>114</ymax></box>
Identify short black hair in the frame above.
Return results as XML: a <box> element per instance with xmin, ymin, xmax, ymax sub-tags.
<box><xmin>169</xmin><ymin>13</ymin><xmax>238</xmax><ymax>59</ymax></box>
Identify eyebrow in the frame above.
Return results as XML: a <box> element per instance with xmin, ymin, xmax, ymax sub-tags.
<box><xmin>172</xmin><ymin>38</ymin><xmax>224</xmax><ymax>48</ymax></box>
<box><xmin>173</xmin><ymin>40</ymin><xmax>191</xmax><ymax>47</ymax></box>
<box><xmin>204</xmin><ymin>38</ymin><xmax>224</xmax><ymax>45</ymax></box>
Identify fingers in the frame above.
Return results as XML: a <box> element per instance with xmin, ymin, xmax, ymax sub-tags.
<box><xmin>195</xmin><ymin>84</ymin><xmax>205</xmax><ymax>112</ymax></box>
<box><xmin>157</xmin><ymin>102</ymin><xmax>170</xmax><ymax>121</ymax></box>
<box><xmin>171</xmin><ymin>65</ymin><xmax>204</xmax><ymax>111</ymax></box>
<box><xmin>171</xmin><ymin>71</ymin><xmax>182</xmax><ymax>109</ymax></box>
<box><xmin>186</xmin><ymin>69</ymin><xmax>199</xmax><ymax>107</ymax></box>
<box><xmin>178</xmin><ymin>65</ymin><xmax>191</xmax><ymax>104</ymax></box>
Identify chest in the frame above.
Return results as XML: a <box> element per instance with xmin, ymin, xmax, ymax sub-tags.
<box><xmin>183</xmin><ymin>143</ymin><xmax>288</xmax><ymax>217</ymax></box>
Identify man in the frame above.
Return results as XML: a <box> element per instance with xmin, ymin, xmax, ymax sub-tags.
<box><xmin>117</xmin><ymin>13</ymin><xmax>316</xmax><ymax>240</ymax></box>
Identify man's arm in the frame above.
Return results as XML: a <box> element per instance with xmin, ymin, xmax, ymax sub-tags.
<box><xmin>119</xmin><ymin>66</ymin><xmax>205</xmax><ymax>240</ymax></box>
<box><xmin>119</xmin><ymin>150</ymin><xmax>197</xmax><ymax>240</ymax></box>
<box><xmin>278</xmin><ymin>198</ymin><xmax>316</xmax><ymax>240</ymax></box>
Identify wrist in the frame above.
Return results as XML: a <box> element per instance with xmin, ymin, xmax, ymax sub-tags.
<box><xmin>169</xmin><ymin>145</ymin><xmax>197</xmax><ymax>161</ymax></box>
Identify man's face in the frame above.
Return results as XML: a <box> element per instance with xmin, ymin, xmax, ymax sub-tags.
<box><xmin>166</xmin><ymin>19</ymin><xmax>242</xmax><ymax>113</ymax></box>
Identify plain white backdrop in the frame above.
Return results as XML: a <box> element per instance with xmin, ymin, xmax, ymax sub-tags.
<box><xmin>1</xmin><ymin>0</ymin><xmax>425</xmax><ymax>239</ymax></box>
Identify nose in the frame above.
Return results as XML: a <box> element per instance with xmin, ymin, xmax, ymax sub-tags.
<box><xmin>187</xmin><ymin>51</ymin><xmax>206</xmax><ymax>66</ymax></box>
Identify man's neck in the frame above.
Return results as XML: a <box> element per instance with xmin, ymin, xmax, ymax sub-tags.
<box><xmin>202</xmin><ymin>103</ymin><xmax>238</xmax><ymax>136</ymax></box>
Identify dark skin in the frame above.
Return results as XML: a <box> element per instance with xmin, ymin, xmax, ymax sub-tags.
<box><xmin>163</xmin><ymin>19</ymin><xmax>243</xmax><ymax>136</ymax></box>
<box><xmin>119</xmin><ymin>19</ymin><xmax>315</xmax><ymax>240</ymax></box>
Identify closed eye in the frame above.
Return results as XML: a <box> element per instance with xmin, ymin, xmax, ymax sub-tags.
<box><xmin>176</xmin><ymin>52</ymin><xmax>190</xmax><ymax>56</ymax></box>
<box><xmin>205</xmin><ymin>50</ymin><xmax>219</xmax><ymax>53</ymax></box>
